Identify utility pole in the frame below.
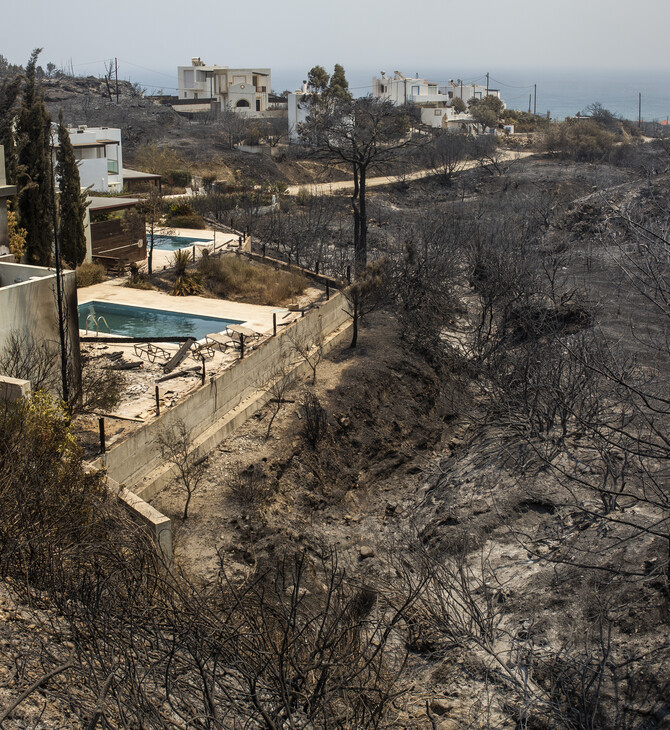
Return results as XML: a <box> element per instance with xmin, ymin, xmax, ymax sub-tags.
<box><xmin>528</xmin><ymin>94</ymin><xmax>532</xmax><ymax>114</ymax></box>
<box><xmin>533</xmin><ymin>84</ymin><xmax>537</xmax><ymax>115</ymax></box>
<box><xmin>638</xmin><ymin>92</ymin><xmax>642</xmax><ymax>128</ymax></box>
<box><xmin>486</xmin><ymin>72</ymin><xmax>489</xmax><ymax>97</ymax></box>
<box><xmin>115</xmin><ymin>57</ymin><xmax>119</xmax><ymax>104</ymax></box>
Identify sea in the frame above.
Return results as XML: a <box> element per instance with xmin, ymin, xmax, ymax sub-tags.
<box><xmin>140</xmin><ymin>65</ymin><xmax>670</xmax><ymax>123</ymax></box>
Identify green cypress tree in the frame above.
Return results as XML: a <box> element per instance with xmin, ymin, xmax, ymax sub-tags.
<box><xmin>56</xmin><ymin>110</ymin><xmax>87</xmax><ymax>267</ymax></box>
<box><xmin>17</xmin><ymin>49</ymin><xmax>53</xmax><ymax>266</ymax></box>
<box><xmin>0</xmin><ymin>75</ymin><xmax>22</xmax><ymax>192</ymax></box>
<box><xmin>328</xmin><ymin>64</ymin><xmax>351</xmax><ymax>102</ymax></box>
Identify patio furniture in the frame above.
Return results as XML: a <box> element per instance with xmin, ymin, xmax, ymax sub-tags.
<box><xmin>226</xmin><ymin>324</ymin><xmax>260</xmax><ymax>340</ymax></box>
<box><xmin>134</xmin><ymin>342</ymin><xmax>171</xmax><ymax>364</ymax></box>
<box><xmin>163</xmin><ymin>338</ymin><xmax>196</xmax><ymax>373</ymax></box>
<box><xmin>205</xmin><ymin>332</ymin><xmax>239</xmax><ymax>353</ymax></box>
<box><xmin>225</xmin><ymin>325</ymin><xmax>262</xmax><ymax>358</ymax></box>
<box><xmin>190</xmin><ymin>340</ymin><xmax>216</xmax><ymax>361</ymax></box>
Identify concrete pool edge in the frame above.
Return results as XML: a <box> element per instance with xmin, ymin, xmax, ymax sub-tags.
<box><xmin>77</xmin><ymin>284</ymin><xmax>289</xmax><ymax>335</ymax></box>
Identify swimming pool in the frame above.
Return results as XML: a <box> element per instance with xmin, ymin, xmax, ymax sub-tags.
<box><xmin>151</xmin><ymin>235</ymin><xmax>212</xmax><ymax>251</ymax></box>
<box><xmin>79</xmin><ymin>301</ymin><xmax>242</xmax><ymax>340</ymax></box>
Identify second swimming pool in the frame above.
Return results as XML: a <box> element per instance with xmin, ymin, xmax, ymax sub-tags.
<box><xmin>79</xmin><ymin>301</ymin><xmax>242</xmax><ymax>340</ymax></box>
<box><xmin>151</xmin><ymin>235</ymin><xmax>212</xmax><ymax>251</ymax></box>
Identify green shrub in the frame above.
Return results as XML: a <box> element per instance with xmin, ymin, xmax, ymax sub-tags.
<box><xmin>543</xmin><ymin>119</ymin><xmax>621</xmax><ymax>162</ymax></box>
<box><xmin>76</xmin><ymin>262</ymin><xmax>106</xmax><ymax>288</ymax></box>
<box><xmin>198</xmin><ymin>254</ymin><xmax>307</xmax><ymax>305</ymax></box>
<box><xmin>166</xmin><ymin>169</ymin><xmax>190</xmax><ymax>187</ymax></box>
<box><xmin>168</xmin><ymin>214</ymin><xmax>206</xmax><ymax>229</ymax></box>
<box><xmin>295</xmin><ymin>187</ymin><xmax>312</xmax><ymax>206</ymax></box>
<box><xmin>170</xmin><ymin>201</ymin><xmax>196</xmax><ymax>217</ymax></box>
<box><xmin>124</xmin><ymin>265</ymin><xmax>154</xmax><ymax>290</ymax></box>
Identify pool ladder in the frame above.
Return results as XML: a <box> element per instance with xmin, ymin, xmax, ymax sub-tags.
<box><xmin>85</xmin><ymin>314</ymin><xmax>110</xmax><ymax>336</ymax></box>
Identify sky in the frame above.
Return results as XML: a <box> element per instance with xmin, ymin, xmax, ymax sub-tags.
<box><xmin>2</xmin><ymin>0</ymin><xmax>669</xmax><ymax>115</ymax></box>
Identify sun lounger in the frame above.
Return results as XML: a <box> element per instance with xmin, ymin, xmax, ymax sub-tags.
<box><xmin>226</xmin><ymin>324</ymin><xmax>262</xmax><ymax>340</ymax></box>
<box><xmin>134</xmin><ymin>342</ymin><xmax>170</xmax><ymax>364</ymax></box>
<box><xmin>190</xmin><ymin>340</ymin><xmax>216</xmax><ymax>361</ymax></box>
<box><xmin>205</xmin><ymin>332</ymin><xmax>239</xmax><ymax>352</ymax></box>
<box><xmin>162</xmin><ymin>337</ymin><xmax>196</xmax><ymax>373</ymax></box>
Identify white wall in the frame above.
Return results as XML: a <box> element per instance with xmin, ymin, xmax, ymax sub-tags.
<box><xmin>420</xmin><ymin>106</ymin><xmax>475</xmax><ymax>129</ymax></box>
<box><xmin>67</xmin><ymin>127</ymin><xmax>123</xmax><ymax>193</ymax></box>
<box><xmin>0</xmin><ymin>262</ymin><xmax>80</xmax><ymax>389</ymax></box>
<box><xmin>288</xmin><ymin>92</ymin><xmax>312</xmax><ymax>142</ymax></box>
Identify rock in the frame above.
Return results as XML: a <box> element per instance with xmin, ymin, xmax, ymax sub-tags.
<box><xmin>429</xmin><ymin>699</ymin><xmax>453</xmax><ymax>716</ymax></box>
<box><xmin>359</xmin><ymin>546</ymin><xmax>375</xmax><ymax>560</ymax></box>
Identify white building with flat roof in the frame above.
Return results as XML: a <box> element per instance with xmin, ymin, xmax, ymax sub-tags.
<box><xmin>372</xmin><ymin>72</ymin><xmax>502</xmax><ymax>109</ymax></box>
<box><xmin>177</xmin><ymin>58</ymin><xmax>271</xmax><ymax>114</ymax></box>
<box><xmin>287</xmin><ymin>82</ymin><xmax>313</xmax><ymax>142</ymax></box>
<box><xmin>59</xmin><ymin>126</ymin><xmax>123</xmax><ymax>193</ymax></box>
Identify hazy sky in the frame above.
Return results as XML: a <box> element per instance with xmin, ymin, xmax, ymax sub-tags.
<box><xmin>3</xmin><ymin>0</ymin><xmax>669</xmax><ymax>92</ymax></box>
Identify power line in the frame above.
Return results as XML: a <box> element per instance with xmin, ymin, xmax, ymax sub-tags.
<box><xmin>70</xmin><ymin>59</ymin><xmax>110</xmax><ymax>68</ymax></box>
<box><xmin>488</xmin><ymin>75</ymin><xmax>534</xmax><ymax>90</ymax></box>
<box><xmin>117</xmin><ymin>58</ymin><xmax>176</xmax><ymax>80</ymax></box>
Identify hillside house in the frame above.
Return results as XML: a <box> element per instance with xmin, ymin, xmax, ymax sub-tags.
<box><xmin>60</xmin><ymin>126</ymin><xmax>123</xmax><ymax>193</ymax></box>
<box><xmin>55</xmin><ymin>126</ymin><xmax>160</xmax><ymax>195</ymax></box>
<box><xmin>177</xmin><ymin>58</ymin><xmax>271</xmax><ymax>115</ymax></box>
<box><xmin>372</xmin><ymin>71</ymin><xmax>504</xmax><ymax>129</ymax></box>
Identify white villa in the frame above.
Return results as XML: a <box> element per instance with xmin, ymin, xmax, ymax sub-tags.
<box><xmin>177</xmin><ymin>58</ymin><xmax>271</xmax><ymax>115</ymax></box>
<box><xmin>60</xmin><ymin>126</ymin><xmax>123</xmax><ymax>193</ymax></box>
<box><xmin>372</xmin><ymin>71</ymin><xmax>503</xmax><ymax>129</ymax></box>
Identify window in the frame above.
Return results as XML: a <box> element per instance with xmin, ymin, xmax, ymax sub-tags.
<box><xmin>107</xmin><ymin>159</ymin><xmax>118</xmax><ymax>174</ymax></box>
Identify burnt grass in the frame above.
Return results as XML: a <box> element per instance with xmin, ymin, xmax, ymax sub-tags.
<box><xmin>158</xmin><ymin>150</ymin><xmax>669</xmax><ymax>726</ymax></box>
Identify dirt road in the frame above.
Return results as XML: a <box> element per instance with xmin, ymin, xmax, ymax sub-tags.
<box><xmin>285</xmin><ymin>149</ymin><xmax>532</xmax><ymax>196</ymax></box>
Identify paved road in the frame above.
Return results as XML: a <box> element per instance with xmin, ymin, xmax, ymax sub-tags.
<box><xmin>285</xmin><ymin>150</ymin><xmax>533</xmax><ymax>196</ymax></box>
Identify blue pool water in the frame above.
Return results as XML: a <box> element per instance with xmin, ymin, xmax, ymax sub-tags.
<box><xmin>79</xmin><ymin>301</ymin><xmax>242</xmax><ymax>340</ymax></box>
<box><xmin>152</xmin><ymin>235</ymin><xmax>211</xmax><ymax>251</ymax></box>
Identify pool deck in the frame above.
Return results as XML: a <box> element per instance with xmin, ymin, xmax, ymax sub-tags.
<box><xmin>78</xmin><ymin>279</ymin><xmax>289</xmax><ymax>335</ymax></box>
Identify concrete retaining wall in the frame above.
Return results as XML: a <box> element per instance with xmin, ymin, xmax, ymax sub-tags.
<box><xmin>0</xmin><ymin>262</ymin><xmax>80</xmax><ymax>391</ymax></box>
<box><xmin>111</xmin><ymin>478</ymin><xmax>172</xmax><ymax>564</ymax></box>
<box><xmin>0</xmin><ymin>376</ymin><xmax>30</xmax><ymax>402</ymax></box>
<box><xmin>103</xmin><ymin>292</ymin><xmax>351</xmax><ymax>492</ymax></box>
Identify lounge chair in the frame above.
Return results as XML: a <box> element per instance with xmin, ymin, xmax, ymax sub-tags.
<box><xmin>205</xmin><ymin>332</ymin><xmax>239</xmax><ymax>352</ymax></box>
